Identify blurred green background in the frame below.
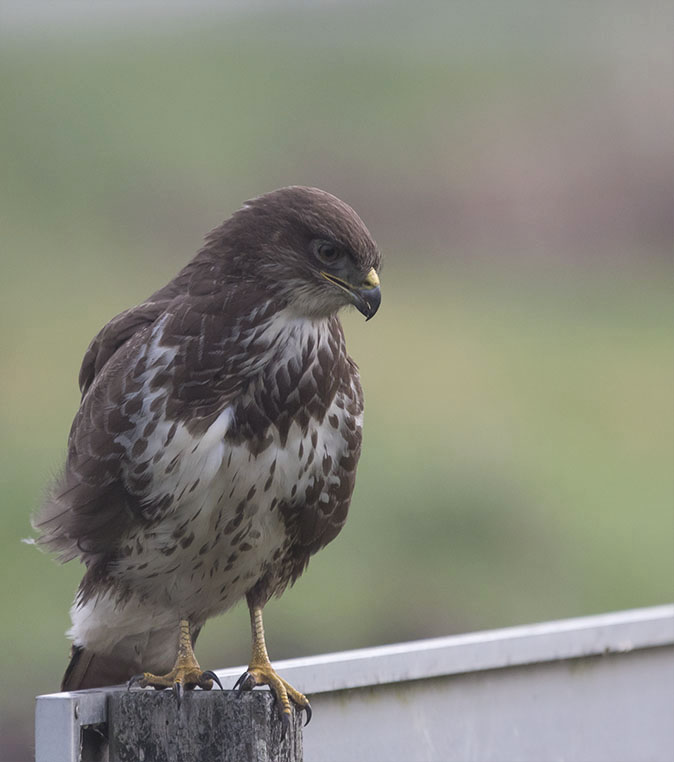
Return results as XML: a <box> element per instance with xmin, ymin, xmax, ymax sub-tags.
<box><xmin>1</xmin><ymin>1</ymin><xmax>673</xmax><ymax>759</ymax></box>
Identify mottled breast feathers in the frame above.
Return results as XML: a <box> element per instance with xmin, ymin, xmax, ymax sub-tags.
<box><xmin>38</xmin><ymin>284</ymin><xmax>363</xmax><ymax>605</ymax></box>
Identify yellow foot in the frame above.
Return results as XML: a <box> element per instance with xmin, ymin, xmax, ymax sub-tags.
<box><xmin>127</xmin><ymin>619</ymin><xmax>222</xmax><ymax>706</ymax></box>
<box><xmin>234</xmin><ymin>662</ymin><xmax>312</xmax><ymax>729</ymax></box>
<box><xmin>128</xmin><ymin>666</ymin><xmax>222</xmax><ymax>705</ymax></box>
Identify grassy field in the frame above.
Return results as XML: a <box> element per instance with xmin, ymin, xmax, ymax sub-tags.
<box><xmin>1</xmin><ymin>4</ymin><xmax>672</xmax><ymax>758</ymax></box>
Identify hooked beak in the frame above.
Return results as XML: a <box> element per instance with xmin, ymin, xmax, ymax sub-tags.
<box><xmin>320</xmin><ymin>267</ymin><xmax>381</xmax><ymax>320</ymax></box>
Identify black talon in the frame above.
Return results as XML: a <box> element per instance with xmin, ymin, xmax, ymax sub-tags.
<box><xmin>303</xmin><ymin>703</ymin><xmax>312</xmax><ymax>726</ymax></box>
<box><xmin>281</xmin><ymin>712</ymin><xmax>291</xmax><ymax>736</ymax></box>
<box><xmin>173</xmin><ymin>681</ymin><xmax>184</xmax><ymax>707</ymax></box>
<box><xmin>127</xmin><ymin>674</ymin><xmax>145</xmax><ymax>690</ymax></box>
<box><xmin>234</xmin><ymin>672</ymin><xmax>256</xmax><ymax>692</ymax></box>
<box><xmin>202</xmin><ymin>670</ymin><xmax>223</xmax><ymax>690</ymax></box>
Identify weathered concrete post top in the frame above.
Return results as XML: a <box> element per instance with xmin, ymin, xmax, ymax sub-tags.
<box><xmin>108</xmin><ymin>691</ymin><xmax>302</xmax><ymax>762</ymax></box>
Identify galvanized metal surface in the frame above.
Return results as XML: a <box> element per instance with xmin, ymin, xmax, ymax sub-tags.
<box><xmin>35</xmin><ymin>604</ymin><xmax>674</xmax><ymax>762</ymax></box>
<box><xmin>304</xmin><ymin>644</ymin><xmax>674</xmax><ymax>762</ymax></box>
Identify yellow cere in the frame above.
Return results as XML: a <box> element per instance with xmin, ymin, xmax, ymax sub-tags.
<box><xmin>362</xmin><ymin>268</ymin><xmax>380</xmax><ymax>289</ymax></box>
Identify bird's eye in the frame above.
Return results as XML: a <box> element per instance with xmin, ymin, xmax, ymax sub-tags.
<box><xmin>314</xmin><ymin>241</ymin><xmax>341</xmax><ymax>266</ymax></box>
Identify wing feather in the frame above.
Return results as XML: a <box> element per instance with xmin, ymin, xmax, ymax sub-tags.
<box><xmin>78</xmin><ymin>300</ymin><xmax>169</xmax><ymax>396</ymax></box>
<box><xmin>33</xmin><ymin>286</ymin><xmax>264</xmax><ymax>571</ymax></box>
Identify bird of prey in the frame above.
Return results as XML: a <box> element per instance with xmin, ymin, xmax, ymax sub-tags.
<box><xmin>34</xmin><ymin>186</ymin><xmax>381</xmax><ymax>725</ymax></box>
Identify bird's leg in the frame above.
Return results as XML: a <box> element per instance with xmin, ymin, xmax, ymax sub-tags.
<box><xmin>234</xmin><ymin>603</ymin><xmax>312</xmax><ymax>727</ymax></box>
<box><xmin>128</xmin><ymin>618</ymin><xmax>222</xmax><ymax>703</ymax></box>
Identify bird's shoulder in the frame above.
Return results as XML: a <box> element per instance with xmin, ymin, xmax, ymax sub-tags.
<box><xmin>78</xmin><ymin>299</ymin><xmax>169</xmax><ymax>397</ymax></box>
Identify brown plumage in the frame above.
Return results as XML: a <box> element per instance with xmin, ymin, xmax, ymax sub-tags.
<box><xmin>34</xmin><ymin>186</ymin><xmax>381</xmax><ymax>701</ymax></box>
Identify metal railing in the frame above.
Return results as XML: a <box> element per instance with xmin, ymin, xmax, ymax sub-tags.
<box><xmin>35</xmin><ymin>604</ymin><xmax>674</xmax><ymax>761</ymax></box>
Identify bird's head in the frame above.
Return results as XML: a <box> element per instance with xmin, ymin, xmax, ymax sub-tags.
<box><xmin>206</xmin><ymin>186</ymin><xmax>382</xmax><ymax>321</ymax></box>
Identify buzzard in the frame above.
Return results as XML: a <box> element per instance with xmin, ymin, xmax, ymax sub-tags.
<box><xmin>34</xmin><ymin>186</ymin><xmax>381</xmax><ymax>725</ymax></box>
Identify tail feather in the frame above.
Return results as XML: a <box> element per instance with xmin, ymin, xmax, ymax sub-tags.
<box><xmin>60</xmin><ymin>627</ymin><xmax>202</xmax><ymax>691</ymax></box>
<box><xmin>61</xmin><ymin>646</ymin><xmax>137</xmax><ymax>691</ymax></box>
